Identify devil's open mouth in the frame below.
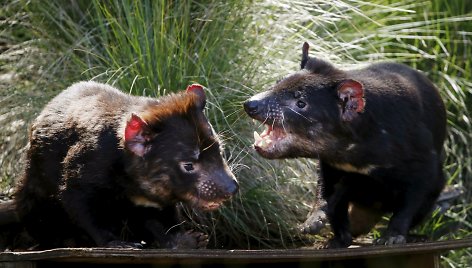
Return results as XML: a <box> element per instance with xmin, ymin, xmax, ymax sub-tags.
<box><xmin>253</xmin><ymin>123</ymin><xmax>288</xmax><ymax>152</ymax></box>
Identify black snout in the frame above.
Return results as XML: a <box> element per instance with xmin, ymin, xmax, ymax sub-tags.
<box><xmin>214</xmin><ymin>169</ymin><xmax>239</xmax><ymax>199</ymax></box>
<box><xmin>244</xmin><ymin>100</ymin><xmax>260</xmax><ymax>115</ymax></box>
<box><xmin>226</xmin><ymin>179</ymin><xmax>239</xmax><ymax>197</ymax></box>
<box><xmin>220</xmin><ymin>177</ymin><xmax>239</xmax><ymax>200</ymax></box>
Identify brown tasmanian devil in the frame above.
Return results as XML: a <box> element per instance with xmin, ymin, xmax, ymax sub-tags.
<box><xmin>7</xmin><ymin>82</ymin><xmax>238</xmax><ymax>249</ymax></box>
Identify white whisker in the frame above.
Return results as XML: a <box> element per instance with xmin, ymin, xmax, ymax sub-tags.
<box><xmin>281</xmin><ymin>112</ymin><xmax>287</xmax><ymax>133</ymax></box>
<box><xmin>262</xmin><ymin>104</ymin><xmax>271</xmax><ymax>125</ymax></box>
<box><xmin>287</xmin><ymin>107</ymin><xmax>313</xmax><ymax>123</ymax></box>
<box><xmin>255</xmin><ymin>105</ymin><xmax>270</xmax><ymax>128</ymax></box>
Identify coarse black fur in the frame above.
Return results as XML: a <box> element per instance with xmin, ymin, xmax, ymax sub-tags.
<box><xmin>244</xmin><ymin>42</ymin><xmax>446</xmax><ymax>248</ymax></box>
<box><xmin>2</xmin><ymin>81</ymin><xmax>238</xmax><ymax>250</ymax></box>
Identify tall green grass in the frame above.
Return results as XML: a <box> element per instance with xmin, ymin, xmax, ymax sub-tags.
<box><xmin>1</xmin><ymin>0</ymin><xmax>471</xmax><ymax>261</ymax></box>
<box><xmin>0</xmin><ymin>1</ymin><xmax>52</xmax><ymax>192</ymax></box>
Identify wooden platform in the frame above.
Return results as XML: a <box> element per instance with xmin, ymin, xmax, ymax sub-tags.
<box><xmin>1</xmin><ymin>238</ymin><xmax>471</xmax><ymax>268</ymax></box>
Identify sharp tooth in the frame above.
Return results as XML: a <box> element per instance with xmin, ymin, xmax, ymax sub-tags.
<box><xmin>259</xmin><ymin>139</ymin><xmax>267</xmax><ymax>147</ymax></box>
<box><xmin>253</xmin><ymin>119</ymin><xmax>257</xmax><ymax>125</ymax></box>
<box><xmin>261</xmin><ymin>125</ymin><xmax>269</xmax><ymax>138</ymax></box>
<box><xmin>254</xmin><ymin>131</ymin><xmax>261</xmax><ymax>143</ymax></box>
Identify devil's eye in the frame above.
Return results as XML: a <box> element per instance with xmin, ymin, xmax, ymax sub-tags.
<box><xmin>181</xmin><ymin>162</ymin><xmax>195</xmax><ymax>172</ymax></box>
<box><xmin>297</xmin><ymin>100</ymin><xmax>306</xmax><ymax>108</ymax></box>
<box><xmin>294</xmin><ymin>91</ymin><xmax>302</xmax><ymax>98</ymax></box>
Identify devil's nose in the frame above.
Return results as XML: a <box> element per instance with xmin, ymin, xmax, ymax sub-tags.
<box><xmin>224</xmin><ymin>180</ymin><xmax>239</xmax><ymax>198</ymax></box>
<box><xmin>244</xmin><ymin>100</ymin><xmax>260</xmax><ymax>115</ymax></box>
<box><xmin>230</xmin><ymin>180</ymin><xmax>239</xmax><ymax>195</ymax></box>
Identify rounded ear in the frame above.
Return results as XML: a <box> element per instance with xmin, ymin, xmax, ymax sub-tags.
<box><xmin>337</xmin><ymin>80</ymin><xmax>365</xmax><ymax>122</ymax></box>
<box><xmin>186</xmin><ymin>83</ymin><xmax>206</xmax><ymax>109</ymax></box>
<box><xmin>124</xmin><ymin>114</ymin><xmax>152</xmax><ymax>157</ymax></box>
<box><xmin>301</xmin><ymin>42</ymin><xmax>310</xmax><ymax>69</ymax></box>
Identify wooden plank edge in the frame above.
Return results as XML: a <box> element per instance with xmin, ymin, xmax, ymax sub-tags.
<box><xmin>0</xmin><ymin>238</ymin><xmax>471</xmax><ymax>264</ymax></box>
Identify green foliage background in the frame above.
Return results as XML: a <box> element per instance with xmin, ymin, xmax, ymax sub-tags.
<box><xmin>1</xmin><ymin>0</ymin><xmax>471</xmax><ymax>265</ymax></box>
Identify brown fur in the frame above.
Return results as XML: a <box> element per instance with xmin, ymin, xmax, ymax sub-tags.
<box><xmin>3</xmin><ymin>81</ymin><xmax>238</xmax><ymax>250</ymax></box>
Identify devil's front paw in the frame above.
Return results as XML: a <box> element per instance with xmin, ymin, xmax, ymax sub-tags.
<box><xmin>406</xmin><ymin>234</ymin><xmax>428</xmax><ymax>243</ymax></box>
<box><xmin>300</xmin><ymin>209</ymin><xmax>328</xmax><ymax>235</ymax></box>
<box><xmin>171</xmin><ymin>230</ymin><xmax>209</xmax><ymax>249</ymax></box>
<box><xmin>374</xmin><ymin>234</ymin><xmax>407</xmax><ymax>246</ymax></box>
<box><xmin>322</xmin><ymin>236</ymin><xmax>352</xmax><ymax>249</ymax></box>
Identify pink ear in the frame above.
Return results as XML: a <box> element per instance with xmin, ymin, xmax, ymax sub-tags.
<box><xmin>186</xmin><ymin>83</ymin><xmax>205</xmax><ymax>97</ymax></box>
<box><xmin>124</xmin><ymin>114</ymin><xmax>149</xmax><ymax>157</ymax></box>
<box><xmin>186</xmin><ymin>83</ymin><xmax>204</xmax><ymax>92</ymax></box>
<box><xmin>125</xmin><ymin>114</ymin><xmax>147</xmax><ymax>141</ymax></box>
<box><xmin>338</xmin><ymin>80</ymin><xmax>365</xmax><ymax>121</ymax></box>
<box><xmin>186</xmin><ymin>83</ymin><xmax>206</xmax><ymax>109</ymax></box>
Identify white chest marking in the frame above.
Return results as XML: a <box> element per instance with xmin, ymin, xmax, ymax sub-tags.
<box><xmin>331</xmin><ymin>163</ymin><xmax>377</xmax><ymax>175</ymax></box>
<box><xmin>130</xmin><ymin>196</ymin><xmax>162</xmax><ymax>208</ymax></box>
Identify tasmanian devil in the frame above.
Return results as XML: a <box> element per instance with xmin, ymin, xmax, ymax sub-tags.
<box><xmin>244</xmin><ymin>42</ymin><xmax>446</xmax><ymax>248</ymax></box>
<box><xmin>5</xmin><ymin>81</ymin><xmax>238</xmax><ymax>249</ymax></box>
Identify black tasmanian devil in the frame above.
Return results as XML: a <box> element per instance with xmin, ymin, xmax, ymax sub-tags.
<box><xmin>7</xmin><ymin>81</ymin><xmax>238</xmax><ymax>249</ymax></box>
<box><xmin>244</xmin><ymin>42</ymin><xmax>446</xmax><ymax>248</ymax></box>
